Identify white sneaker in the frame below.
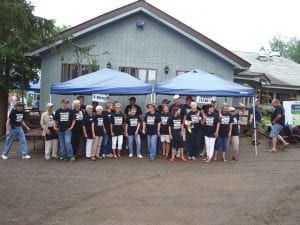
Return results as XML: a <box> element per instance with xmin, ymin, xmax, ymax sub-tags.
<box><xmin>137</xmin><ymin>154</ymin><xmax>143</xmax><ymax>159</ymax></box>
<box><xmin>191</xmin><ymin>156</ymin><xmax>196</xmax><ymax>160</ymax></box>
<box><xmin>1</xmin><ymin>154</ymin><xmax>8</xmax><ymax>160</ymax></box>
<box><xmin>22</xmin><ymin>155</ymin><xmax>31</xmax><ymax>160</ymax></box>
<box><xmin>129</xmin><ymin>153</ymin><xmax>133</xmax><ymax>158</ymax></box>
<box><xmin>107</xmin><ymin>153</ymin><xmax>113</xmax><ymax>158</ymax></box>
<box><xmin>188</xmin><ymin>156</ymin><xmax>192</xmax><ymax>160</ymax></box>
<box><xmin>102</xmin><ymin>154</ymin><xmax>106</xmax><ymax>158</ymax></box>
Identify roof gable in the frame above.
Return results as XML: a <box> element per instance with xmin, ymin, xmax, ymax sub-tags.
<box><xmin>26</xmin><ymin>0</ymin><xmax>250</xmax><ymax>69</ymax></box>
<box><xmin>234</xmin><ymin>51</ymin><xmax>300</xmax><ymax>88</ymax></box>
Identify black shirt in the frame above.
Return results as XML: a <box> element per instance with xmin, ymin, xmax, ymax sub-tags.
<box><xmin>183</xmin><ymin>104</ymin><xmax>192</xmax><ymax>115</ymax></box>
<box><xmin>83</xmin><ymin>114</ymin><xmax>94</xmax><ymax>139</ymax></box>
<box><xmin>231</xmin><ymin>114</ymin><xmax>240</xmax><ymax>136</ymax></box>
<box><xmin>110</xmin><ymin>112</ymin><xmax>125</xmax><ymax>136</ymax></box>
<box><xmin>103</xmin><ymin>110</ymin><xmax>112</xmax><ymax>133</ymax></box>
<box><xmin>169</xmin><ymin>104</ymin><xmax>187</xmax><ymax>119</ymax></box>
<box><xmin>204</xmin><ymin>112</ymin><xmax>219</xmax><ymax>137</ymax></box>
<box><xmin>73</xmin><ymin>109</ymin><xmax>84</xmax><ymax>132</ymax></box>
<box><xmin>219</xmin><ymin>112</ymin><xmax>233</xmax><ymax>138</ymax></box>
<box><xmin>144</xmin><ymin>112</ymin><xmax>161</xmax><ymax>135</ymax></box>
<box><xmin>187</xmin><ymin>110</ymin><xmax>203</xmax><ymax>129</ymax></box>
<box><xmin>124</xmin><ymin>104</ymin><xmax>142</xmax><ymax>116</ymax></box>
<box><xmin>54</xmin><ymin>108</ymin><xmax>75</xmax><ymax>132</ymax></box>
<box><xmin>272</xmin><ymin>106</ymin><xmax>285</xmax><ymax>126</ymax></box>
<box><xmin>9</xmin><ymin>109</ymin><xmax>25</xmax><ymax>128</ymax></box>
<box><xmin>160</xmin><ymin>112</ymin><xmax>171</xmax><ymax>135</ymax></box>
<box><xmin>126</xmin><ymin>115</ymin><xmax>141</xmax><ymax>136</ymax></box>
<box><xmin>93</xmin><ymin>114</ymin><xmax>105</xmax><ymax>136</ymax></box>
<box><xmin>168</xmin><ymin>115</ymin><xmax>183</xmax><ymax>138</ymax></box>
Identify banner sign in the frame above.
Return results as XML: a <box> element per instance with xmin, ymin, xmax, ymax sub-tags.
<box><xmin>196</xmin><ymin>96</ymin><xmax>216</xmax><ymax>104</ymax></box>
<box><xmin>92</xmin><ymin>94</ymin><xmax>109</xmax><ymax>103</ymax></box>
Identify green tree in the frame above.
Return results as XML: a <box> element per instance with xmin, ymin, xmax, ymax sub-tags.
<box><xmin>0</xmin><ymin>0</ymin><xmax>55</xmax><ymax>136</ymax></box>
<box><xmin>269</xmin><ymin>35</ymin><xmax>300</xmax><ymax>63</ymax></box>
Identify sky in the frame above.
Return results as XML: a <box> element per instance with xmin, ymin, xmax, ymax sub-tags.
<box><xmin>31</xmin><ymin>0</ymin><xmax>300</xmax><ymax>52</ymax></box>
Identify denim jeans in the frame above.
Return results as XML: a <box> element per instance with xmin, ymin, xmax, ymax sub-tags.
<box><xmin>147</xmin><ymin>135</ymin><xmax>158</xmax><ymax>159</ymax></box>
<box><xmin>2</xmin><ymin>127</ymin><xmax>28</xmax><ymax>156</ymax></box>
<box><xmin>128</xmin><ymin>135</ymin><xmax>141</xmax><ymax>155</ymax></box>
<box><xmin>102</xmin><ymin>134</ymin><xmax>112</xmax><ymax>155</ymax></box>
<box><xmin>215</xmin><ymin>136</ymin><xmax>229</xmax><ymax>153</ymax></box>
<box><xmin>58</xmin><ymin>130</ymin><xmax>74</xmax><ymax>158</ymax></box>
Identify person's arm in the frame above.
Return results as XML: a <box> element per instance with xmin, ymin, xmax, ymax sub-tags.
<box><xmin>168</xmin><ymin>124</ymin><xmax>172</xmax><ymax>139</ymax></box>
<box><xmin>5</xmin><ymin>118</ymin><xmax>11</xmax><ymax>136</ymax></box>
<box><xmin>272</xmin><ymin>114</ymin><xmax>282</xmax><ymax>124</ymax></box>
<box><xmin>21</xmin><ymin>120</ymin><xmax>30</xmax><ymax>132</ymax></box>
<box><xmin>82</xmin><ymin>125</ymin><xmax>88</xmax><ymax>138</ymax></box>
<box><xmin>92</xmin><ymin>122</ymin><xmax>96</xmax><ymax>139</ymax></box>
<box><xmin>228</xmin><ymin>122</ymin><xmax>233</xmax><ymax>137</ymax></box>
<box><xmin>157</xmin><ymin>122</ymin><xmax>161</xmax><ymax>136</ymax></box>
<box><xmin>181</xmin><ymin>120</ymin><xmax>184</xmax><ymax>136</ymax></box>
<box><xmin>40</xmin><ymin>113</ymin><xmax>49</xmax><ymax>134</ymax></box>
<box><xmin>136</xmin><ymin>121</ymin><xmax>141</xmax><ymax>136</ymax></box>
<box><xmin>125</xmin><ymin>121</ymin><xmax>128</xmax><ymax>137</ymax></box>
<box><xmin>214</xmin><ymin>122</ymin><xmax>220</xmax><ymax>138</ymax></box>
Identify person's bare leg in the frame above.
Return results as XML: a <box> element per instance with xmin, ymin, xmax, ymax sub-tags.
<box><xmin>166</xmin><ymin>143</ymin><xmax>170</xmax><ymax>158</ymax></box>
<box><xmin>278</xmin><ymin>135</ymin><xmax>289</xmax><ymax>145</ymax></box>
<box><xmin>272</xmin><ymin>137</ymin><xmax>277</xmax><ymax>151</ymax></box>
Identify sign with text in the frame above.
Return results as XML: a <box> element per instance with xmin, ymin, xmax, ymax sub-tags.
<box><xmin>92</xmin><ymin>94</ymin><xmax>109</xmax><ymax>103</ymax></box>
<box><xmin>283</xmin><ymin>101</ymin><xmax>300</xmax><ymax>125</ymax></box>
<box><xmin>196</xmin><ymin>96</ymin><xmax>216</xmax><ymax>104</ymax></box>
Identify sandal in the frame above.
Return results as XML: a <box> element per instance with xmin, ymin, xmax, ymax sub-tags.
<box><xmin>232</xmin><ymin>156</ymin><xmax>238</xmax><ymax>161</ymax></box>
<box><xmin>266</xmin><ymin>149</ymin><xmax>277</xmax><ymax>153</ymax></box>
<box><xmin>223</xmin><ymin>156</ymin><xmax>228</xmax><ymax>162</ymax></box>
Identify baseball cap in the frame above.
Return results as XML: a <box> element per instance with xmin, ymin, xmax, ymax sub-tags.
<box><xmin>186</xmin><ymin>96</ymin><xmax>193</xmax><ymax>101</ymax></box>
<box><xmin>162</xmin><ymin>99</ymin><xmax>170</xmax><ymax>104</ymax></box>
<box><xmin>173</xmin><ymin>94</ymin><xmax>181</xmax><ymax>100</ymax></box>
<box><xmin>229</xmin><ymin>107</ymin><xmax>236</xmax><ymax>112</ymax></box>
<box><xmin>61</xmin><ymin>99</ymin><xmax>69</xmax><ymax>104</ymax></box>
<box><xmin>46</xmin><ymin>103</ymin><xmax>54</xmax><ymax>108</ymax></box>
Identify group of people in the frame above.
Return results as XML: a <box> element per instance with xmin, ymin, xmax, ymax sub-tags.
<box><xmin>1</xmin><ymin>94</ymin><xmax>289</xmax><ymax>162</ymax></box>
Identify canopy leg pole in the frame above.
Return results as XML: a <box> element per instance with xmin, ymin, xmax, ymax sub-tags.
<box><xmin>252</xmin><ymin>97</ymin><xmax>258</xmax><ymax>156</ymax></box>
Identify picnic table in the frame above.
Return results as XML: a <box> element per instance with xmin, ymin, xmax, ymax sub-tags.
<box><xmin>25</xmin><ymin>128</ymin><xmax>44</xmax><ymax>152</ymax></box>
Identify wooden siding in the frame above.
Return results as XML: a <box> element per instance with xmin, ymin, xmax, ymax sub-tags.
<box><xmin>40</xmin><ymin>12</ymin><xmax>234</xmax><ymax>112</ymax></box>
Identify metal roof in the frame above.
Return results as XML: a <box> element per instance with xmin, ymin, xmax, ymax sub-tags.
<box><xmin>234</xmin><ymin>51</ymin><xmax>300</xmax><ymax>88</ymax></box>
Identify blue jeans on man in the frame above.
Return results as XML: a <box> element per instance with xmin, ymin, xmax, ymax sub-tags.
<box><xmin>147</xmin><ymin>135</ymin><xmax>158</xmax><ymax>160</ymax></box>
<box><xmin>58</xmin><ymin>130</ymin><xmax>74</xmax><ymax>159</ymax></box>
<box><xmin>2</xmin><ymin>127</ymin><xmax>28</xmax><ymax>157</ymax></box>
<box><xmin>102</xmin><ymin>134</ymin><xmax>112</xmax><ymax>155</ymax></box>
<box><xmin>128</xmin><ymin>135</ymin><xmax>141</xmax><ymax>156</ymax></box>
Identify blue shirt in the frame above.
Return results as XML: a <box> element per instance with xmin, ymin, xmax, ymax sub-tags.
<box><xmin>249</xmin><ymin>106</ymin><xmax>262</xmax><ymax>122</ymax></box>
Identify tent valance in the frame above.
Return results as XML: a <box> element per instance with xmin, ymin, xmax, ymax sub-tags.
<box><xmin>155</xmin><ymin>69</ymin><xmax>254</xmax><ymax>97</ymax></box>
<box><xmin>51</xmin><ymin>68</ymin><xmax>152</xmax><ymax>95</ymax></box>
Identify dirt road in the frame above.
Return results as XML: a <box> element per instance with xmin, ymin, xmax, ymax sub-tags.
<box><xmin>0</xmin><ymin>138</ymin><xmax>299</xmax><ymax>225</ymax></box>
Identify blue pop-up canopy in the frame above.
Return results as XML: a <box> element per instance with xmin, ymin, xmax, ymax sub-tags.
<box><xmin>51</xmin><ymin>68</ymin><xmax>152</xmax><ymax>95</ymax></box>
<box><xmin>155</xmin><ymin>69</ymin><xmax>254</xmax><ymax>97</ymax></box>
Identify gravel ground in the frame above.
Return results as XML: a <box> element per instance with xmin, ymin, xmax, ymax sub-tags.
<box><xmin>0</xmin><ymin>137</ymin><xmax>299</xmax><ymax>225</ymax></box>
